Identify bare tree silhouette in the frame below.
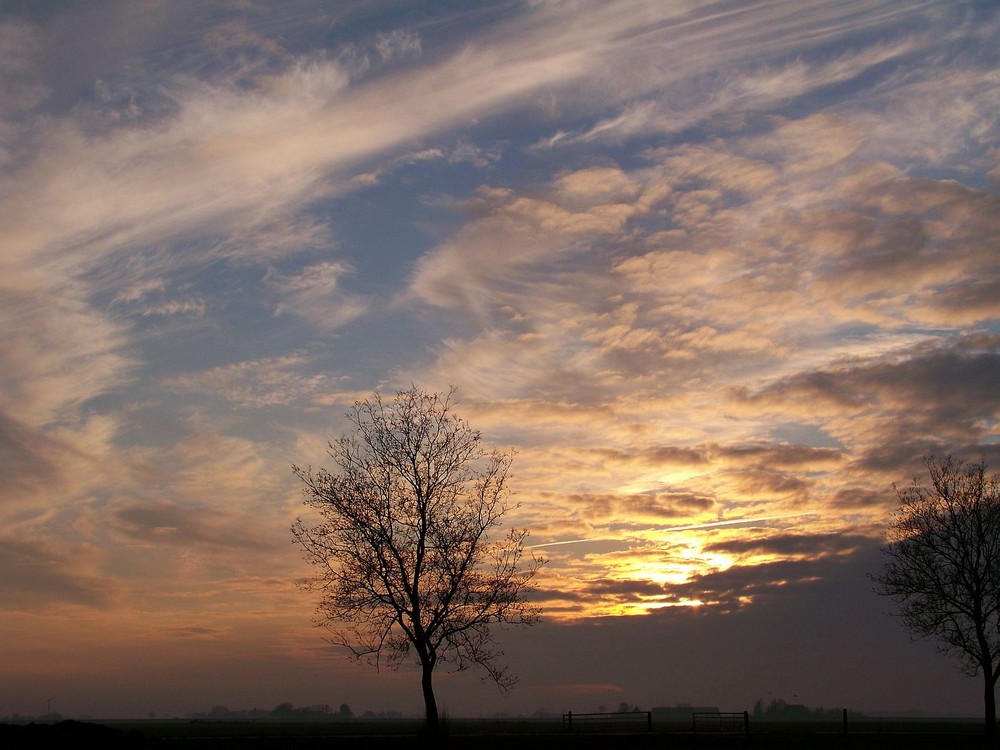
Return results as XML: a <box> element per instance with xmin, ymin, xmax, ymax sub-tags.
<box><xmin>292</xmin><ymin>387</ymin><xmax>542</xmax><ymax>735</ymax></box>
<box><xmin>873</xmin><ymin>455</ymin><xmax>1000</xmax><ymax>738</ymax></box>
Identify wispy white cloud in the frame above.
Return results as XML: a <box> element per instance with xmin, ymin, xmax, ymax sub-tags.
<box><xmin>0</xmin><ymin>284</ymin><xmax>133</xmax><ymax>426</ymax></box>
<box><xmin>164</xmin><ymin>354</ymin><xmax>329</xmax><ymax>408</ymax></box>
<box><xmin>375</xmin><ymin>29</ymin><xmax>421</xmax><ymax>63</ymax></box>
<box><xmin>140</xmin><ymin>298</ymin><xmax>206</xmax><ymax>317</ymax></box>
<box><xmin>269</xmin><ymin>261</ymin><xmax>369</xmax><ymax>329</ymax></box>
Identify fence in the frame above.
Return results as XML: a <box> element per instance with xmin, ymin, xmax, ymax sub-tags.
<box><xmin>562</xmin><ymin>710</ymin><xmax>652</xmax><ymax>733</ymax></box>
<box><xmin>692</xmin><ymin>710</ymin><xmax>750</xmax><ymax>736</ymax></box>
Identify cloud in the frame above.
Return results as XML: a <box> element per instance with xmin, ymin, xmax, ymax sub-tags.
<box><xmin>739</xmin><ymin>336</ymin><xmax>1000</xmax><ymax>443</ymax></box>
<box><xmin>568</xmin><ymin>491</ymin><xmax>716</xmax><ymax>522</ymax></box>
<box><xmin>713</xmin><ymin>444</ymin><xmax>844</xmax><ymax>470</ymax></box>
<box><xmin>536</xmin><ymin>40</ymin><xmax>916</xmax><ymax>149</ymax></box>
<box><xmin>164</xmin><ymin>354</ymin><xmax>330</xmax><ymax>408</ymax></box>
<box><xmin>114</xmin><ymin>501</ymin><xmax>278</xmax><ymax>551</ymax></box>
<box><xmin>269</xmin><ymin>261</ymin><xmax>370</xmax><ymax>330</ymax></box>
<box><xmin>167</xmin><ymin>626</ymin><xmax>229</xmax><ymax>640</ymax></box>
<box><xmin>417</xmin><ymin>119</ymin><xmax>941</xmax><ymax>393</ymax></box>
<box><xmin>375</xmin><ymin>29</ymin><xmax>421</xmax><ymax>63</ymax></box>
<box><xmin>0</xmin><ymin>285</ymin><xmax>133</xmax><ymax>427</ymax></box>
<box><xmin>703</xmin><ymin>531</ymin><xmax>868</xmax><ymax>559</ymax></box>
<box><xmin>140</xmin><ymin>298</ymin><xmax>206</xmax><ymax>317</ymax></box>
<box><xmin>0</xmin><ymin>1</ymin><xmax>997</xmax><ymax>718</ymax></box>
<box><xmin>0</xmin><ymin>410</ymin><xmax>64</xmax><ymax>506</ymax></box>
<box><xmin>666</xmin><ymin>551</ymin><xmax>865</xmax><ymax>611</ymax></box>
<box><xmin>407</xmin><ymin>181</ymin><xmax>644</xmax><ymax>315</ymax></box>
<box><xmin>0</xmin><ymin>19</ymin><xmax>48</xmax><ymax>124</ymax></box>
<box><xmin>0</xmin><ymin>536</ymin><xmax>119</xmax><ymax>610</ymax></box>
<box><xmin>352</xmin><ymin>138</ymin><xmax>501</xmax><ymax>184</ymax></box>
<box><xmin>400</xmin><ymin>76</ymin><xmax>1000</xmax><ymax>618</ymax></box>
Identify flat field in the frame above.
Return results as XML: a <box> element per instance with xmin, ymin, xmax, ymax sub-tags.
<box><xmin>2</xmin><ymin>716</ymin><xmax>993</xmax><ymax>749</ymax></box>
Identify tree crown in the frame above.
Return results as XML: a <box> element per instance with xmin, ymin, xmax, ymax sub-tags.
<box><xmin>292</xmin><ymin>387</ymin><xmax>542</xmax><ymax>689</ymax></box>
<box><xmin>873</xmin><ymin>455</ymin><xmax>1000</xmax><ymax>679</ymax></box>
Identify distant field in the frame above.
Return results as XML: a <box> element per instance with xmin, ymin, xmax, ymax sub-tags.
<box><xmin>2</xmin><ymin>716</ymin><xmax>991</xmax><ymax>749</ymax></box>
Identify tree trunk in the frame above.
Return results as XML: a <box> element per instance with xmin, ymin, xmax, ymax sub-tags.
<box><xmin>421</xmin><ymin>661</ymin><xmax>439</xmax><ymax>736</ymax></box>
<box><xmin>986</xmin><ymin>672</ymin><xmax>997</xmax><ymax>740</ymax></box>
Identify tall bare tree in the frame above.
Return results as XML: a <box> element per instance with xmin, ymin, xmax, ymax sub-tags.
<box><xmin>292</xmin><ymin>387</ymin><xmax>542</xmax><ymax>734</ymax></box>
<box><xmin>872</xmin><ymin>455</ymin><xmax>1000</xmax><ymax>738</ymax></box>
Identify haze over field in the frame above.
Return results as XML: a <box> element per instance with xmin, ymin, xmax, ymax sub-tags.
<box><xmin>1</xmin><ymin>0</ymin><xmax>998</xmax><ymax>720</ymax></box>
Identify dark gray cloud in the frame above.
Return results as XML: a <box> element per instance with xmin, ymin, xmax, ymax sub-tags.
<box><xmin>716</xmin><ymin>469</ymin><xmax>813</xmax><ymax>500</ymax></box>
<box><xmin>494</xmin><ymin>540</ymin><xmax>978</xmax><ymax>716</ymax></box>
<box><xmin>704</xmin><ymin>532</ymin><xmax>869</xmax><ymax>559</ymax></box>
<box><xmin>712</xmin><ymin>444</ymin><xmax>844</xmax><ymax>469</ymax></box>
<box><xmin>167</xmin><ymin>625</ymin><xmax>228</xmax><ymax>640</ymax></box>
<box><xmin>742</xmin><ymin>336</ymin><xmax>1000</xmax><ymax>442</ymax></box>
<box><xmin>0</xmin><ymin>537</ymin><xmax>118</xmax><ymax>609</ymax></box>
<box><xmin>0</xmin><ymin>410</ymin><xmax>63</xmax><ymax>504</ymax></box>
<box><xmin>114</xmin><ymin>501</ymin><xmax>278</xmax><ymax>551</ymax></box>
<box><xmin>666</xmin><ymin>551</ymin><xmax>866</xmax><ymax>611</ymax></box>
<box><xmin>569</xmin><ymin>491</ymin><xmax>715</xmax><ymax>521</ymax></box>
<box><xmin>579</xmin><ymin>577</ymin><xmax>670</xmax><ymax>600</ymax></box>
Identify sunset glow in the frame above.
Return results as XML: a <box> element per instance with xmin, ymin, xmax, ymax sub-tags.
<box><xmin>1</xmin><ymin>0</ymin><xmax>998</xmax><ymax>722</ymax></box>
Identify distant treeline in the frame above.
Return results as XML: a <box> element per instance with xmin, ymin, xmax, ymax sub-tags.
<box><xmin>185</xmin><ymin>702</ymin><xmax>401</xmax><ymax>721</ymax></box>
<box><xmin>753</xmin><ymin>697</ymin><xmax>865</xmax><ymax>720</ymax></box>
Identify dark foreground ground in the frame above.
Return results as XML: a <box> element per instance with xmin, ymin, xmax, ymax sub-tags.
<box><xmin>1</xmin><ymin>717</ymin><xmax>996</xmax><ymax>749</ymax></box>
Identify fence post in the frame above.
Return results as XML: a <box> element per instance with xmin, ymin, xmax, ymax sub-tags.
<box><xmin>567</xmin><ymin>711</ymin><xmax>572</xmax><ymax>733</ymax></box>
<box><xmin>743</xmin><ymin>710</ymin><xmax>750</xmax><ymax>737</ymax></box>
<box><xmin>647</xmin><ymin>710</ymin><xmax>652</xmax><ymax>732</ymax></box>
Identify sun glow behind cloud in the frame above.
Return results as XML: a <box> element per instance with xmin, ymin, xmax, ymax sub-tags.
<box><xmin>529</xmin><ymin>513</ymin><xmax>820</xmax><ymax>617</ymax></box>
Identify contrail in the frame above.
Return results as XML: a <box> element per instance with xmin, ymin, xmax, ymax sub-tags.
<box><xmin>529</xmin><ymin>511</ymin><xmax>816</xmax><ymax>548</ymax></box>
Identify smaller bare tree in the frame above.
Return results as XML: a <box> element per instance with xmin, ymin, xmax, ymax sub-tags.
<box><xmin>292</xmin><ymin>387</ymin><xmax>542</xmax><ymax>734</ymax></box>
<box><xmin>872</xmin><ymin>455</ymin><xmax>1000</xmax><ymax>739</ymax></box>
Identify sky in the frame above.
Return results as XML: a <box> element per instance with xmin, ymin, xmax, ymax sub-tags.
<box><xmin>1</xmin><ymin>0</ymin><xmax>999</xmax><ymax>721</ymax></box>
